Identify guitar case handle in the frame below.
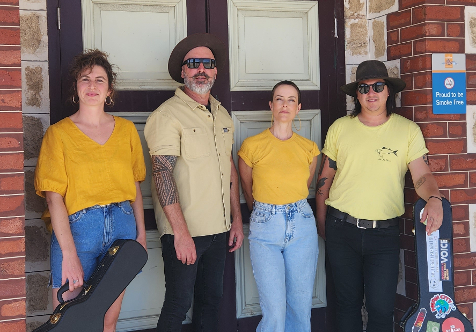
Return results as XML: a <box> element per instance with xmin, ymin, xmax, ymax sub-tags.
<box><xmin>399</xmin><ymin>303</ymin><xmax>417</xmax><ymax>328</ymax></box>
<box><xmin>57</xmin><ymin>281</ymin><xmax>88</xmax><ymax>303</ymax></box>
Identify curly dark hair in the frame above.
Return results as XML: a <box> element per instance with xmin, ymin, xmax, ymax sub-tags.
<box><xmin>350</xmin><ymin>80</ymin><xmax>397</xmax><ymax>117</ymax></box>
<box><xmin>271</xmin><ymin>80</ymin><xmax>301</xmax><ymax>104</ymax></box>
<box><xmin>69</xmin><ymin>49</ymin><xmax>117</xmax><ymax>105</ymax></box>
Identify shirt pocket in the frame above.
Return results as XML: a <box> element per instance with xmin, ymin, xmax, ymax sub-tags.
<box><xmin>222</xmin><ymin>127</ymin><xmax>233</xmax><ymax>156</ymax></box>
<box><xmin>182</xmin><ymin>127</ymin><xmax>210</xmax><ymax>159</ymax></box>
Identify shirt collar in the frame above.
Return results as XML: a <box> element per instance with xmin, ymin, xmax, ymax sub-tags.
<box><xmin>174</xmin><ymin>87</ymin><xmax>221</xmax><ymax>114</ymax></box>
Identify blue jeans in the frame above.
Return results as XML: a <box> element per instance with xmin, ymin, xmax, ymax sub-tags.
<box><xmin>325</xmin><ymin>213</ymin><xmax>400</xmax><ymax>332</ymax></box>
<box><xmin>157</xmin><ymin>232</ymin><xmax>227</xmax><ymax>332</ymax></box>
<box><xmin>50</xmin><ymin>201</ymin><xmax>137</xmax><ymax>288</ymax></box>
<box><xmin>249</xmin><ymin>199</ymin><xmax>319</xmax><ymax>332</ymax></box>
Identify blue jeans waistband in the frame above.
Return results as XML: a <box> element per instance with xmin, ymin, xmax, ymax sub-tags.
<box><xmin>253</xmin><ymin>199</ymin><xmax>308</xmax><ymax>213</ymax></box>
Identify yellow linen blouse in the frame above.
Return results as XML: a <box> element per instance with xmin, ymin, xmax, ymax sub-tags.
<box><xmin>35</xmin><ymin>116</ymin><xmax>146</xmax><ymax>216</ymax></box>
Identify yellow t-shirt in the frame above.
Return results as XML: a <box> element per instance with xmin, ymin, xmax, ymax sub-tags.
<box><xmin>238</xmin><ymin>129</ymin><xmax>320</xmax><ymax>205</ymax></box>
<box><xmin>35</xmin><ymin>116</ymin><xmax>146</xmax><ymax>215</ymax></box>
<box><xmin>321</xmin><ymin>114</ymin><xmax>428</xmax><ymax>220</ymax></box>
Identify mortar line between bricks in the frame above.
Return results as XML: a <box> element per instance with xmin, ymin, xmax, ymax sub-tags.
<box><xmin>0</xmin><ymin>317</ymin><xmax>26</xmax><ymax>323</ymax></box>
<box><xmin>0</xmin><ymin>297</ymin><xmax>25</xmax><ymax>302</ymax></box>
<box><xmin>0</xmin><ymin>215</ymin><xmax>24</xmax><ymax>219</ymax></box>
<box><xmin>0</xmin><ymin>150</ymin><xmax>24</xmax><ymax>153</ymax></box>
<box><xmin>0</xmin><ymin>276</ymin><xmax>25</xmax><ymax>281</ymax></box>
<box><xmin>0</xmin><ymin>255</ymin><xmax>25</xmax><ymax>260</ymax></box>
<box><xmin>0</xmin><ymin>193</ymin><xmax>24</xmax><ymax>197</ymax></box>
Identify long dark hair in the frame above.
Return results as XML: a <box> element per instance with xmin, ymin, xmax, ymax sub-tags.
<box><xmin>350</xmin><ymin>80</ymin><xmax>397</xmax><ymax>117</ymax></box>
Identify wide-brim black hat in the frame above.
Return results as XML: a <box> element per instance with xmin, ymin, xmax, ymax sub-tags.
<box><xmin>168</xmin><ymin>33</ymin><xmax>227</xmax><ymax>84</ymax></box>
<box><xmin>340</xmin><ymin>60</ymin><xmax>406</xmax><ymax>97</ymax></box>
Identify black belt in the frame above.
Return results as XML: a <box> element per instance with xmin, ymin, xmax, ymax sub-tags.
<box><xmin>327</xmin><ymin>206</ymin><xmax>399</xmax><ymax>229</ymax></box>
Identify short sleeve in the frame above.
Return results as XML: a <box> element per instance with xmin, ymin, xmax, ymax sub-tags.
<box><xmin>144</xmin><ymin>109</ymin><xmax>181</xmax><ymax>156</ymax></box>
<box><xmin>311</xmin><ymin>141</ymin><xmax>320</xmax><ymax>157</ymax></box>
<box><xmin>407</xmin><ymin>122</ymin><xmax>429</xmax><ymax>164</ymax></box>
<box><xmin>34</xmin><ymin>125</ymin><xmax>67</xmax><ymax>198</ymax></box>
<box><xmin>321</xmin><ymin>120</ymin><xmax>339</xmax><ymax>161</ymax></box>
<box><xmin>129</xmin><ymin>124</ymin><xmax>146</xmax><ymax>182</ymax></box>
<box><xmin>237</xmin><ymin>138</ymin><xmax>253</xmax><ymax>167</ymax></box>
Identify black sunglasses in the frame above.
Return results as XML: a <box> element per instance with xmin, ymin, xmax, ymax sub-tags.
<box><xmin>182</xmin><ymin>58</ymin><xmax>216</xmax><ymax>69</ymax></box>
<box><xmin>357</xmin><ymin>82</ymin><xmax>386</xmax><ymax>94</ymax></box>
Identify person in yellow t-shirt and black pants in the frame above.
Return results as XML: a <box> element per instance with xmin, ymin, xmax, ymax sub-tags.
<box><xmin>238</xmin><ymin>81</ymin><xmax>319</xmax><ymax>332</ymax></box>
<box><xmin>316</xmin><ymin>60</ymin><xmax>443</xmax><ymax>332</ymax></box>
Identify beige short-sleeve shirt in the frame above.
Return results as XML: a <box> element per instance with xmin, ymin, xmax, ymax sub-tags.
<box><xmin>144</xmin><ymin>88</ymin><xmax>233</xmax><ymax>237</ymax></box>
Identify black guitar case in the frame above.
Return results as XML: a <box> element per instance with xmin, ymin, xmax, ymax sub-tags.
<box><xmin>400</xmin><ymin>198</ymin><xmax>473</xmax><ymax>332</ymax></box>
<box><xmin>33</xmin><ymin>239</ymin><xmax>148</xmax><ymax>332</ymax></box>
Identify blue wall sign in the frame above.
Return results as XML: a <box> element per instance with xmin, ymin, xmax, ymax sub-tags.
<box><xmin>432</xmin><ymin>54</ymin><xmax>466</xmax><ymax>114</ymax></box>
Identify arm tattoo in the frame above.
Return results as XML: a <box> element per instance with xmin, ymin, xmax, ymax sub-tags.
<box><xmin>152</xmin><ymin>155</ymin><xmax>180</xmax><ymax>207</ymax></box>
<box><xmin>415</xmin><ymin>176</ymin><xmax>426</xmax><ymax>189</ymax></box>
<box><xmin>423</xmin><ymin>154</ymin><xmax>429</xmax><ymax>165</ymax></box>
<box><xmin>316</xmin><ymin>177</ymin><xmax>328</xmax><ymax>196</ymax></box>
<box><xmin>328</xmin><ymin>157</ymin><xmax>337</xmax><ymax>171</ymax></box>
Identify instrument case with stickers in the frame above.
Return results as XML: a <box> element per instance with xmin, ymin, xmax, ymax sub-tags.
<box><xmin>33</xmin><ymin>239</ymin><xmax>148</xmax><ymax>332</ymax></box>
<box><xmin>400</xmin><ymin>198</ymin><xmax>473</xmax><ymax>332</ymax></box>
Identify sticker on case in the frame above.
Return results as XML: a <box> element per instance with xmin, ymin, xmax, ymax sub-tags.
<box><xmin>412</xmin><ymin>308</ymin><xmax>427</xmax><ymax>332</ymax></box>
<box><xmin>442</xmin><ymin>317</ymin><xmax>464</xmax><ymax>332</ymax></box>
<box><xmin>430</xmin><ymin>294</ymin><xmax>456</xmax><ymax>319</ymax></box>
<box><xmin>426</xmin><ymin>321</ymin><xmax>440</xmax><ymax>332</ymax></box>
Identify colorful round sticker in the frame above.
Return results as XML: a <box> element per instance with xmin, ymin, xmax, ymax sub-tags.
<box><xmin>442</xmin><ymin>317</ymin><xmax>464</xmax><ymax>332</ymax></box>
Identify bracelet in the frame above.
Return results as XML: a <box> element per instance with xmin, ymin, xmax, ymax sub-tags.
<box><xmin>428</xmin><ymin>195</ymin><xmax>442</xmax><ymax>202</ymax></box>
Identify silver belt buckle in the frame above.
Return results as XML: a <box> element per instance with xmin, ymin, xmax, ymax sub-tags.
<box><xmin>356</xmin><ymin>218</ymin><xmax>366</xmax><ymax>229</ymax></box>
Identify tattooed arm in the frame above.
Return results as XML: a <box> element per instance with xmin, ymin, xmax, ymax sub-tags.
<box><xmin>315</xmin><ymin>154</ymin><xmax>337</xmax><ymax>240</ymax></box>
<box><xmin>152</xmin><ymin>155</ymin><xmax>196</xmax><ymax>265</ymax></box>
<box><xmin>408</xmin><ymin>154</ymin><xmax>443</xmax><ymax>235</ymax></box>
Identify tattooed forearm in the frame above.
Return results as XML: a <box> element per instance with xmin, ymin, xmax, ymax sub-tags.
<box><xmin>328</xmin><ymin>158</ymin><xmax>337</xmax><ymax>171</ymax></box>
<box><xmin>316</xmin><ymin>177</ymin><xmax>328</xmax><ymax>196</ymax></box>
<box><xmin>415</xmin><ymin>176</ymin><xmax>426</xmax><ymax>189</ymax></box>
<box><xmin>423</xmin><ymin>154</ymin><xmax>429</xmax><ymax>165</ymax></box>
<box><xmin>152</xmin><ymin>155</ymin><xmax>180</xmax><ymax>207</ymax></box>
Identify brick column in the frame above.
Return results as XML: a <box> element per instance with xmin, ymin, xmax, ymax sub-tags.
<box><xmin>0</xmin><ymin>0</ymin><xmax>26</xmax><ymax>331</ymax></box>
<box><xmin>388</xmin><ymin>1</ymin><xmax>474</xmax><ymax>329</ymax></box>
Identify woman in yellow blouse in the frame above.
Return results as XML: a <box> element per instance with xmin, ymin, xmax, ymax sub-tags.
<box><xmin>238</xmin><ymin>81</ymin><xmax>319</xmax><ymax>332</ymax></box>
<box><xmin>35</xmin><ymin>50</ymin><xmax>146</xmax><ymax>332</ymax></box>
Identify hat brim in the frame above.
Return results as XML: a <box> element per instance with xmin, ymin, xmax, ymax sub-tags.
<box><xmin>341</xmin><ymin>77</ymin><xmax>406</xmax><ymax>97</ymax></box>
<box><xmin>168</xmin><ymin>33</ymin><xmax>227</xmax><ymax>84</ymax></box>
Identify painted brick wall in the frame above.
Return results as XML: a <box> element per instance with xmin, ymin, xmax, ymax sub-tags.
<box><xmin>0</xmin><ymin>0</ymin><xmax>26</xmax><ymax>332</ymax></box>
<box><xmin>388</xmin><ymin>1</ymin><xmax>474</xmax><ymax>330</ymax></box>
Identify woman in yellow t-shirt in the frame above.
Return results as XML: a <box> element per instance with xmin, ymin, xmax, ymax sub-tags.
<box><xmin>238</xmin><ymin>81</ymin><xmax>319</xmax><ymax>332</ymax></box>
<box><xmin>34</xmin><ymin>50</ymin><xmax>146</xmax><ymax>332</ymax></box>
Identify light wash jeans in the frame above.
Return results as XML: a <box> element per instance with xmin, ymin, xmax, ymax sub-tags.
<box><xmin>249</xmin><ymin>199</ymin><xmax>319</xmax><ymax>332</ymax></box>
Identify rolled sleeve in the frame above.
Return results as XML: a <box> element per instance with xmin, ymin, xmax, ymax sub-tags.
<box><xmin>34</xmin><ymin>126</ymin><xmax>67</xmax><ymax>198</ymax></box>
<box><xmin>144</xmin><ymin>109</ymin><xmax>181</xmax><ymax>157</ymax></box>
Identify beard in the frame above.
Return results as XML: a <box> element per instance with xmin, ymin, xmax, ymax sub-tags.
<box><xmin>184</xmin><ymin>72</ymin><xmax>215</xmax><ymax>95</ymax></box>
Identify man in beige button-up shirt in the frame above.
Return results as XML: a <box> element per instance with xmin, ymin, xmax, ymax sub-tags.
<box><xmin>144</xmin><ymin>33</ymin><xmax>243</xmax><ymax>332</ymax></box>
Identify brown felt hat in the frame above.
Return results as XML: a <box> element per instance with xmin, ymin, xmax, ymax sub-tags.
<box><xmin>168</xmin><ymin>33</ymin><xmax>227</xmax><ymax>84</ymax></box>
<box><xmin>341</xmin><ymin>60</ymin><xmax>406</xmax><ymax>97</ymax></box>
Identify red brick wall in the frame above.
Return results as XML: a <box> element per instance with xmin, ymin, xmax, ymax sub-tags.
<box><xmin>388</xmin><ymin>1</ymin><xmax>474</xmax><ymax>330</ymax></box>
<box><xmin>0</xmin><ymin>0</ymin><xmax>26</xmax><ymax>331</ymax></box>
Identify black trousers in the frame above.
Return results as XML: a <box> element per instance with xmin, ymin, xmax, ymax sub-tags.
<box><xmin>157</xmin><ymin>232</ymin><xmax>227</xmax><ymax>332</ymax></box>
<box><xmin>326</xmin><ymin>213</ymin><xmax>400</xmax><ymax>332</ymax></box>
